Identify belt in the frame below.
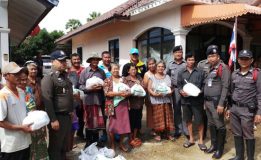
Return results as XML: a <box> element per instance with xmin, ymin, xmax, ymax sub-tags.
<box><xmin>204</xmin><ymin>96</ymin><xmax>219</xmax><ymax>101</ymax></box>
<box><xmin>232</xmin><ymin>100</ymin><xmax>248</xmax><ymax>108</ymax></box>
<box><xmin>56</xmin><ymin>111</ymin><xmax>70</xmax><ymax>116</ymax></box>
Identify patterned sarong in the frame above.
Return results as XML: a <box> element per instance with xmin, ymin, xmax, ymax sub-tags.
<box><xmin>152</xmin><ymin>103</ymin><xmax>174</xmax><ymax>132</ymax></box>
<box><xmin>84</xmin><ymin>105</ymin><xmax>105</xmax><ymax>129</ymax></box>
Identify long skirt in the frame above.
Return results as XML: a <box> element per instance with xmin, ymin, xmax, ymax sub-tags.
<box><xmin>152</xmin><ymin>103</ymin><xmax>174</xmax><ymax>132</ymax></box>
<box><xmin>145</xmin><ymin>95</ymin><xmax>154</xmax><ymax>129</ymax></box>
<box><xmin>109</xmin><ymin>100</ymin><xmax>131</xmax><ymax>134</ymax></box>
<box><xmin>84</xmin><ymin>105</ymin><xmax>105</xmax><ymax>129</ymax></box>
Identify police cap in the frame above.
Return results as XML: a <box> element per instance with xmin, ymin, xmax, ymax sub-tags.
<box><xmin>206</xmin><ymin>45</ymin><xmax>219</xmax><ymax>56</ymax></box>
<box><xmin>50</xmin><ymin>50</ymin><xmax>67</xmax><ymax>60</ymax></box>
<box><xmin>173</xmin><ymin>45</ymin><xmax>183</xmax><ymax>53</ymax></box>
<box><xmin>238</xmin><ymin>49</ymin><xmax>253</xmax><ymax>58</ymax></box>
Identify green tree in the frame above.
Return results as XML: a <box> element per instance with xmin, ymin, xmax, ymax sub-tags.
<box><xmin>87</xmin><ymin>11</ymin><xmax>101</xmax><ymax>22</ymax></box>
<box><xmin>10</xmin><ymin>28</ymin><xmax>64</xmax><ymax>65</ymax></box>
<box><xmin>65</xmin><ymin>19</ymin><xmax>82</xmax><ymax>32</ymax></box>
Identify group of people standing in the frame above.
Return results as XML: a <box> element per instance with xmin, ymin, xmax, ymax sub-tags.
<box><xmin>0</xmin><ymin>43</ymin><xmax>260</xmax><ymax>160</ymax></box>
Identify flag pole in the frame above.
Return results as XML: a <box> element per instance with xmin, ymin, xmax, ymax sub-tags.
<box><xmin>234</xmin><ymin>17</ymin><xmax>237</xmax><ymax>71</ymax></box>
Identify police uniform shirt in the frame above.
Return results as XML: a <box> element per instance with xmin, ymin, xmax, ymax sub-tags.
<box><xmin>231</xmin><ymin>68</ymin><xmax>261</xmax><ymax>115</ymax></box>
<box><xmin>197</xmin><ymin>59</ymin><xmax>211</xmax><ymax>78</ymax></box>
<box><xmin>166</xmin><ymin>60</ymin><xmax>186</xmax><ymax>87</ymax></box>
<box><xmin>204</xmin><ymin>61</ymin><xmax>230</xmax><ymax>106</ymax></box>
<box><xmin>41</xmin><ymin>69</ymin><xmax>73</xmax><ymax>122</ymax></box>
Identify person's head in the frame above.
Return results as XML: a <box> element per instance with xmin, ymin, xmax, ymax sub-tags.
<box><xmin>126</xmin><ymin>63</ymin><xmax>137</xmax><ymax>77</ymax></box>
<box><xmin>86</xmin><ymin>52</ymin><xmax>102</xmax><ymax>68</ymax></box>
<box><xmin>156</xmin><ymin>60</ymin><xmax>166</xmax><ymax>74</ymax></box>
<box><xmin>2</xmin><ymin>62</ymin><xmax>23</xmax><ymax>86</ymax></box>
<box><xmin>206</xmin><ymin>45</ymin><xmax>220</xmax><ymax>66</ymax></box>
<box><xmin>36</xmin><ymin>49</ymin><xmax>43</xmax><ymax>59</ymax></box>
<box><xmin>173</xmin><ymin>45</ymin><xmax>183</xmax><ymax>61</ymax></box>
<box><xmin>70</xmin><ymin>53</ymin><xmax>81</xmax><ymax>68</ymax></box>
<box><xmin>238</xmin><ymin>49</ymin><xmax>254</xmax><ymax>68</ymax></box>
<box><xmin>111</xmin><ymin>63</ymin><xmax>120</xmax><ymax>77</ymax></box>
<box><xmin>185</xmin><ymin>52</ymin><xmax>196</xmax><ymax>68</ymax></box>
<box><xmin>50</xmin><ymin>50</ymin><xmax>68</xmax><ymax>71</ymax></box>
<box><xmin>147</xmin><ymin>57</ymin><xmax>156</xmax><ymax>72</ymax></box>
<box><xmin>17</xmin><ymin>67</ymin><xmax>29</xmax><ymax>90</ymax></box>
<box><xmin>101</xmin><ymin>51</ymin><xmax>111</xmax><ymax>66</ymax></box>
<box><xmin>24</xmin><ymin>60</ymin><xmax>38</xmax><ymax>78</ymax></box>
<box><xmin>129</xmin><ymin>48</ymin><xmax>139</xmax><ymax>64</ymax></box>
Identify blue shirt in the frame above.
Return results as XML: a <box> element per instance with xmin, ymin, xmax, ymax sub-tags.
<box><xmin>99</xmin><ymin>63</ymin><xmax>111</xmax><ymax>78</ymax></box>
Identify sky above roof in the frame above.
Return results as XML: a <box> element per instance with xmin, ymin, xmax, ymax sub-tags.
<box><xmin>39</xmin><ymin>0</ymin><xmax>128</xmax><ymax>32</ymax></box>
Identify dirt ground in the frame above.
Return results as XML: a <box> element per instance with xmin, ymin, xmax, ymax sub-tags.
<box><xmin>67</xmin><ymin>110</ymin><xmax>261</xmax><ymax>160</ymax></box>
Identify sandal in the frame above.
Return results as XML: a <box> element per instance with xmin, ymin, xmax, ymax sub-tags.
<box><xmin>183</xmin><ymin>141</ymin><xmax>195</xmax><ymax>148</ymax></box>
<box><xmin>154</xmin><ymin>135</ymin><xmax>161</xmax><ymax>142</ymax></box>
<box><xmin>120</xmin><ymin>145</ymin><xmax>132</xmax><ymax>153</ymax></box>
<box><xmin>130</xmin><ymin>139</ymin><xmax>142</xmax><ymax>147</ymax></box>
<box><xmin>134</xmin><ymin>138</ymin><xmax>142</xmax><ymax>143</ymax></box>
<box><xmin>198</xmin><ymin>143</ymin><xmax>207</xmax><ymax>151</ymax></box>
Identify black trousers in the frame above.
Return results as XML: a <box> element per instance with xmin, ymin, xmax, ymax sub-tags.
<box><xmin>48</xmin><ymin>114</ymin><xmax>72</xmax><ymax>160</ymax></box>
<box><xmin>0</xmin><ymin>147</ymin><xmax>30</xmax><ymax>160</ymax></box>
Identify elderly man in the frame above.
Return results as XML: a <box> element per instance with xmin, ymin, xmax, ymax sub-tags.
<box><xmin>0</xmin><ymin>62</ymin><xmax>32</xmax><ymax>160</ymax></box>
<box><xmin>42</xmin><ymin>50</ymin><xmax>73</xmax><ymax>160</ymax></box>
<box><xmin>79</xmin><ymin>52</ymin><xmax>106</xmax><ymax>148</ymax></box>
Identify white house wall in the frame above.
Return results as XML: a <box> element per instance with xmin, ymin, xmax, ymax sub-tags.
<box><xmin>72</xmin><ymin>6</ymin><xmax>181</xmax><ymax>66</ymax></box>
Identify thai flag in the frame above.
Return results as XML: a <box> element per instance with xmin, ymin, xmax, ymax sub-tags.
<box><xmin>228</xmin><ymin>17</ymin><xmax>237</xmax><ymax>69</ymax></box>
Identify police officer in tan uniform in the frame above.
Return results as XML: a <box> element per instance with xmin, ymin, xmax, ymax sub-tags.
<box><xmin>203</xmin><ymin>45</ymin><xmax>230</xmax><ymax>159</ymax></box>
<box><xmin>228</xmin><ymin>50</ymin><xmax>261</xmax><ymax>160</ymax></box>
<box><xmin>42</xmin><ymin>50</ymin><xmax>73</xmax><ymax>160</ymax></box>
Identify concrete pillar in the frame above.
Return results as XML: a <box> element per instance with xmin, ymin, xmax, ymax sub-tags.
<box><xmin>172</xmin><ymin>27</ymin><xmax>191</xmax><ymax>57</ymax></box>
<box><xmin>0</xmin><ymin>0</ymin><xmax>9</xmax><ymax>69</ymax></box>
<box><xmin>242</xmin><ymin>36</ymin><xmax>253</xmax><ymax>50</ymax></box>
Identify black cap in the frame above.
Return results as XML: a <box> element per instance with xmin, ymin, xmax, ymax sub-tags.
<box><xmin>206</xmin><ymin>45</ymin><xmax>219</xmax><ymax>56</ymax></box>
<box><xmin>173</xmin><ymin>45</ymin><xmax>183</xmax><ymax>53</ymax></box>
<box><xmin>238</xmin><ymin>49</ymin><xmax>253</xmax><ymax>58</ymax></box>
<box><xmin>50</xmin><ymin>50</ymin><xmax>67</xmax><ymax>60</ymax></box>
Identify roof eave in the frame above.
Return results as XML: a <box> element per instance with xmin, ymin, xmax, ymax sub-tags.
<box><xmin>55</xmin><ymin>15</ymin><xmax>130</xmax><ymax>44</ymax></box>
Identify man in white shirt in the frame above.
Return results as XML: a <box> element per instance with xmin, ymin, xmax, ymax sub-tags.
<box><xmin>0</xmin><ymin>62</ymin><xmax>32</xmax><ymax>160</ymax></box>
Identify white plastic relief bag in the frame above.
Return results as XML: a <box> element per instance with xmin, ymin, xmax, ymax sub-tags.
<box><xmin>130</xmin><ymin>84</ymin><xmax>146</xmax><ymax>97</ymax></box>
<box><xmin>79</xmin><ymin>142</ymin><xmax>126</xmax><ymax>160</ymax></box>
<box><xmin>22</xmin><ymin>110</ymin><xmax>50</xmax><ymax>131</ymax></box>
<box><xmin>183</xmin><ymin>79</ymin><xmax>201</xmax><ymax>97</ymax></box>
<box><xmin>155</xmin><ymin>82</ymin><xmax>171</xmax><ymax>95</ymax></box>
<box><xmin>98</xmin><ymin>147</ymin><xmax>115</xmax><ymax>158</ymax></box>
<box><xmin>113</xmin><ymin>83</ymin><xmax>130</xmax><ymax>107</ymax></box>
<box><xmin>86</xmin><ymin>76</ymin><xmax>104</xmax><ymax>89</ymax></box>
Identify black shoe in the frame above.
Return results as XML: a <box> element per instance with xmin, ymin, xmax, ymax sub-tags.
<box><xmin>205</xmin><ymin>126</ymin><xmax>217</xmax><ymax>154</ymax></box>
<box><xmin>246</xmin><ymin>139</ymin><xmax>255</xmax><ymax>160</ymax></box>
<box><xmin>228</xmin><ymin>136</ymin><xmax>244</xmax><ymax>160</ymax></box>
<box><xmin>185</xmin><ymin>135</ymin><xmax>190</xmax><ymax>140</ymax></box>
<box><xmin>212</xmin><ymin>129</ymin><xmax>226</xmax><ymax>159</ymax></box>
